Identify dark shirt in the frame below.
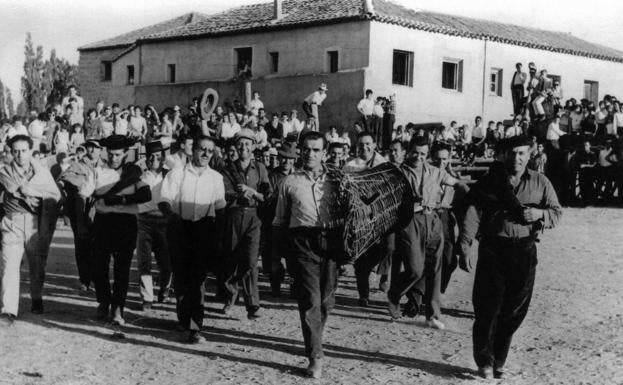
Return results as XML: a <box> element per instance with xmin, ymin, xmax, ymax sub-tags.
<box><xmin>266</xmin><ymin>122</ymin><xmax>283</xmax><ymax>142</ymax></box>
<box><xmin>221</xmin><ymin>160</ymin><xmax>271</xmax><ymax>208</ymax></box>
<box><xmin>461</xmin><ymin>168</ymin><xmax>562</xmax><ymax>240</ymax></box>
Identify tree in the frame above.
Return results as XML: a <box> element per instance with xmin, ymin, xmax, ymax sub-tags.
<box><xmin>0</xmin><ymin>79</ymin><xmax>5</xmax><ymax>120</ymax></box>
<box><xmin>21</xmin><ymin>33</ymin><xmax>47</xmax><ymax>112</ymax></box>
<box><xmin>45</xmin><ymin>49</ymin><xmax>78</xmax><ymax>107</ymax></box>
<box><xmin>6</xmin><ymin>88</ymin><xmax>15</xmax><ymax>118</ymax></box>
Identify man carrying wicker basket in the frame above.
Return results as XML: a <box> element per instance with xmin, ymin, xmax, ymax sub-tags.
<box><xmin>272</xmin><ymin>131</ymin><xmax>344</xmax><ymax>379</ymax></box>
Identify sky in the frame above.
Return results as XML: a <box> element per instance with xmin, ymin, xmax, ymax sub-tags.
<box><xmin>1</xmin><ymin>0</ymin><xmax>622</xmax><ymax>103</ymax></box>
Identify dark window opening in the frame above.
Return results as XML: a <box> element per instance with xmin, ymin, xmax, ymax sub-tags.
<box><xmin>127</xmin><ymin>65</ymin><xmax>135</xmax><ymax>85</ymax></box>
<box><xmin>327</xmin><ymin>51</ymin><xmax>339</xmax><ymax>73</ymax></box>
<box><xmin>269</xmin><ymin>52</ymin><xmax>279</xmax><ymax>73</ymax></box>
<box><xmin>392</xmin><ymin>50</ymin><xmax>414</xmax><ymax>86</ymax></box>
<box><xmin>442</xmin><ymin>60</ymin><xmax>463</xmax><ymax>92</ymax></box>
<box><xmin>101</xmin><ymin>61</ymin><xmax>112</xmax><ymax>82</ymax></box>
<box><xmin>235</xmin><ymin>47</ymin><xmax>253</xmax><ymax>78</ymax></box>
<box><xmin>167</xmin><ymin>64</ymin><xmax>176</xmax><ymax>83</ymax></box>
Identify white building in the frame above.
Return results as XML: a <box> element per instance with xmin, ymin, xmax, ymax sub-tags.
<box><xmin>78</xmin><ymin>0</ymin><xmax>623</xmax><ymax>128</ymax></box>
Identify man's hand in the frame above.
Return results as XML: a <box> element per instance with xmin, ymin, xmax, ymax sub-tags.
<box><xmin>19</xmin><ymin>184</ymin><xmax>39</xmax><ymax>198</ymax></box>
<box><xmin>458</xmin><ymin>240</ymin><xmax>475</xmax><ymax>273</ymax></box>
<box><xmin>24</xmin><ymin>196</ymin><xmax>41</xmax><ymax>210</ymax></box>
<box><xmin>522</xmin><ymin>208</ymin><xmax>544</xmax><ymax>223</ymax></box>
<box><xmin>237</xmin><ymin>184</ymin><xmax>257</xmax><ymax>200</ymax></box>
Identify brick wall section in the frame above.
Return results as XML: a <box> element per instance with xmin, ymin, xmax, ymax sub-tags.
<box><xmin>77</xmin><ymin>48</ymin><xmax>127</xmax><ymax>109</ymax></box>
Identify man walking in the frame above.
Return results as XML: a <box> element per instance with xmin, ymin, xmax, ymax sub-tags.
<box><xmin>136</xmin><ymin>141</ymin><xmax>173</xmax><ymax>310</ymax></box>
<box><xmin>273</xmin><ymin>131</ymin><xmax>343</xmax><ymax>378</ymax></box>
<box><xmin>458</xmin><ymin>136</ymin><xmax>562</xmax><ymax>379</ymax></box>
<box><xmin>387</xmin><ymin>136</ymin><xmax>468</xmax><ymax>329</ymax></box>
<box><xmin>220</xmin><ymin>129</ymin><xmax>271</xmax><ymax>319</ymax></box>
<box><xmin>0</xmin><ymin>135</ymin><xmax>60</xmax><ymax>325</ymax></box>
<box><xmin>159</xmin><ymin>135</ymin><xmax>226</xmax><ymax>343</ymax></box>
<box><xmin>91</xmin><ymin>135</ymin><xmax>151</xmax><ymax>326</ymax></box>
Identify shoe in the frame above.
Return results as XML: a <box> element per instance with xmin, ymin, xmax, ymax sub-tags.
<box><xmin>111</xmin><ymin>308</ymin><xmax>125</xmax><ymax>326</ymax></box>
<box><xmin>305</xmin><ymin>358</ymin><xmax>323</xmax><ymax>379</ymax></box>
<box><xmin>31</xmin><ymin>299</ymin><xmax>43</xmax><ymax>314</ymax></box>
<box><xmin>187</xmin><ymin>330</ymin><xmax>206</xmax><ymax>344</ymax></box>
<box><xmin>358</xmin><ymin>298</ymin><xmax>369</xmax><ymax>307</ymax></box>
<box><xmin>0</xmin><ymin>313</ymin><xmax>16</xmax><ymax>327</ymax></box>
<box><xmin>478</xmin><ymin>366</ymin><xmax>494</xmax><ymax>379</ymax></box>
<box><xmin>493</xmin><ymin>365</ymin><xmax>505</xmax><ymax>379</ymax></box>
<box><xmin>378</xmin><ymin>276</ymin><xmax>389</xmax><ymax>292</ymax></box>
<box><xmin>140</xmin><ymin>302</ymin><xmax>152</xmax><ymax>311</ymax></box>
<box><xmin>158</xmin><ymin>289</ymin><xmax>173</xmax><ymax>304</ymax></box>
<box><xmin>388</xmin><ymin>299</ymin><xmax>401</xmax><ymax>320</ymax></box>
<box><xmin>222</xmin><ymin>303</ymin><xmax>233</xmax><ymax>316</ymax></box>
<box><xmin>79</xmin><ymin>283</ymin><xmax>90</xmax><ymax>292</ymax></box>
<box><xmin>96</xmin><ymin>303</ymin><xmax>109</xmax><ymax>320</ymax></box>
<box><xmin>426</xmin><ymin>318</ymin><xmax>446</xmax><ymax>330</ymax></box>
<box><xmin>247</xmin><ymin>307</ymin><xmax>261</xmax><ymax>320</ymax></box>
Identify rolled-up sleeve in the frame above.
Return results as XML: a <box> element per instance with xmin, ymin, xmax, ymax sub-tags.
<box><xmin>272</xmin><ymin>179</ymin><xmax>291</xmax><ymax>228</ymax></box>
<box><xmin>213</xmin><ymin>173</ymin><xmax>227</xmax><ymax>210</ymax></box>
<box><xmin>540</xmin><ymin>177</ymin><xmax>562</xmax><ymax>229</ymax></box>
<box><xmin>159</xmin><ymin>169</ymin><xmax>180</xmax><ymax>206</ymax></box>
<box><xmin>459</xmin><ymin>204</ymin><xmax>481</xmax><ymax>244</ymax></box>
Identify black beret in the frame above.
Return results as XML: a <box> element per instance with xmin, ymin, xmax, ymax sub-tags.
<box><xmin>145</xmin><ymin>140</ymin><xmax>165</xmax><ymax>154</ymax></box>
<box><xmin>101</xmin><ymin>135</ymin><xmax>134</xmax><ymax>150</ymax></box>
<box><xmin>496</xmin><ymin>135</ymin><xmax>532</xmax><ymax>152</ymax></box>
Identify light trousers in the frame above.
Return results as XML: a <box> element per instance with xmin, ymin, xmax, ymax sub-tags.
<box><xmin>0</xmin><ymin>213</ymin><xmax>45</xmax><ymax>316</ymax></box>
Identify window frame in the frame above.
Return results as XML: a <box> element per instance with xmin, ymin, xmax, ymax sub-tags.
<box><xmin>441</xmin><ymin>58</ymin><xmax>463</xmax><ymax>92</ymax></box>
<box><xmin>126</xmin><ymin>65</ymin><xmax>135</xmax><ymax>85</ymax></box>
<box><xmin>392</xmin><ymin>49</ymin><xmax>414</xmax><ymax>87</ymax></box>
<box><xmin>269</xmin><ymin>51</ymin><xmax>279</xmax><ymax>73</ymax></box>
<box><xmin>101</xmin><ymin>61</ymin><xmax>112</xmax><ymax>82</ymax></box>
<box><xmin>490</xmin><ymin>67</ymin><xmax>503</xmax><ymax>97</ymax></box>
<box><xmin>167</xmin><ymin>64</ymin><xmax>176</xmax><ymax>83</ymax></box>
<box><xmin>233</xmin><ymin>46</ymin><xmax>254</xmax><ymax>77</ymax></box>
<box><xmin>326</xmin><ymin>50</ymin><xmax>339</xmax><ymax>73</ymax></box>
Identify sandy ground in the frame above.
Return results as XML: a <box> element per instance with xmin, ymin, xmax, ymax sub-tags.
<box><xmin>0</xmin><ymin>207</ymin><xmax>622</xmax><ymax>385</ymax></box>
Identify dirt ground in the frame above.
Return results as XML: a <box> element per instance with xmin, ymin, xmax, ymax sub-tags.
<box><xmin>0</xmin><ymin>207</ymin><xmax>622</xmax><ymax>385</ymax></box>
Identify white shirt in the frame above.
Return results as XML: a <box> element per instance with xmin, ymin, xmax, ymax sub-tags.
<box><xmin>7</xmin><ymin>124</ymin><xmax>28</xmax><ymax>139</ymax></box>
<box><xmin>290</xmin><ymin>117</ymin><xmax>304</xmax><ymax>133</ymax></box>
<box><xmin>221</xmin><ymin>122</ymin><xmax>241</xmax><ymax>139</ymax></box>
<box><xmin>343</xmin><ymin>152</ymin><xmax>386</xmax><ymax>172</ymax></box>
<box><xmin>249</xmin><ymin>99</ymin><xmax>264</xmax><ymax>115</ymax></box>
<box><xmin>28</xmin><ymin>120</ymin><xmax>46</xmax><ymax>142</ymax></box>
<box><xmin>159</xmin><ymin>163</ymin><xmax>226</xmax><ymax>221</ymax></box>
<box><xmin>282</xmin><ymin>120</ymin><xmax>294</xmax><ymax>137</ymax></box>
<box><xmin>304</xmin><ymin>91</ymin><xmax>327</xmax><ymax>106</ymax></box>
<box><xmin>164</xmin><ymin>151</ymin><xmax>188</xmax><ymax>171</ymax></box>
<box><xmin>614</xmin><ymin>112</ymin><xmax>623</xmax><ymax>128</ymax></box>
<box><xmin>62</xmin><ymin>95</ymin><xmax>84</xmax><ymax>116</ymax></box>
<box><xmin>373</xmin><ymin>104</ymin><xmax>385</xmax><ymax>118</ymax></box>
<box><xmin>462</xmin><ymin>126</ymin><xmax>473</xmax><ymax>144</ymax></box>
<box><xmin>357</xmin><ymin>98</ymin><xmax>375</xmax><ymax>116</ymax></box>
<box><xmin>94</xmin><ymin>167</ymin><xmax>145</xmax><ymax>214</ymax></box>
<box><xmin>472</xmin><ymin>124</ymin><xmax>486</xmax><ymax>139</ymax></box>
<box><xmin>546</xmin><ymin>122</ymin><xmax>566</xmax><ymax>140</ymax></box>
<box><xmin>505</xmin><ymin>125</ymin><xmax>523</xmax><ymax>138</ymax></box>
<box><xmin>137</xmin><ymin>170</ymin><xmax>164</xmax><ymax>214</ymax></box>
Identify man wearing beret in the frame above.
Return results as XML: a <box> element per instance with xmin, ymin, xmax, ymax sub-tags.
<box><xmin>136</xmin><ymin>141</ymin><xmax>172</xmax><ymax>310</ymax></box>
<box><xmin>220</xmin><ymin>128</ymin><xmax>271</xmax><ymax>319</ymax></box>
<box><xmin>91</xmin><ymin>135</ymin><xmax>151</xmax><ymax>326</ymax></box>
<box><xmin>457</xmin><ymin>135</ymin><xmax>562</xmax><ymax>379</ymax></box>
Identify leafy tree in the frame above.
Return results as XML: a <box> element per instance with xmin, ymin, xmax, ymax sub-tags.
<box><xmin>6</xmin><ymin>88</ymin><xmax>15</xmax><ymax>118</ymax></box>
<box><xmin>0</xmin><ymin>79</ymin><xmax>5</xmax><ymax>120</ymax></box>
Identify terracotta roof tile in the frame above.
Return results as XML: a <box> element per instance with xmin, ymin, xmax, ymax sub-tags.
<box><xmin>78</xmin><ymin>12</ymin><xmax>209</xmax><ymax>51</ymax></box>
<box><xmin>80</xmin><ymin>0</ymin><xmax>623</xmax><ymax>63</ymax></box>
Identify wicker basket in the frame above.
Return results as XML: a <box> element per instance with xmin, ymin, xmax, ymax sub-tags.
<box><xmin>338</xmin><ymin>163</ymin><xmax>415</xmax><ymax>262</ymax></box>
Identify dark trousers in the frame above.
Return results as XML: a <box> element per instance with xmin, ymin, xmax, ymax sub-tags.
<box><xmin>137</xmin><ymin>214</ymin><xmax>172</xmax><ymax>303</ymax></box>
<box><xmin>371</xmin><ymin>116</ymin><xmax>383</xmax><ymax>147</ymax></box>
<box><xmin>270</xmin><ymin>227</ymin><xmax>292</xmax><ymax>293</ymax></box>
<box><xmin>389</xmin><ymin>212</ymin><xmax>443</xmax><ymax>319</ymax></box>
<box><xmin>168</xmin><ymin>216</ymin><xmax>217</xmax><ymax>331</ymax></box>
<box><xmin>382</xmin><ymin>113</ymin><xmax>395</xmax><ymax>150</ymax></box>
<box><xmin>578</xmin><ymin>167</ymin><xmax>596</xmax><ymax>205</ymax></box>
<box><xmin>302</xmin><ymin>102</ymin><xmax>313</xmax><ymax>119</ymax></box>
<box><xmin>68</xmin><ymin>209</ymin><xmax>93</xmax><ymax>287</ymax></box>
<box><xmin>511</xmin><ymin>85</ymin><xmax>525</xmax><ymax>116</ymax></box>
<box><xmin>92</xmin><ymin>213</ymin><xmax>137</xmax><ymax>314</ymax></box>
<box><xmin>290</xmin><ymin>228</ymin><xmax>339</xmax><ymax>359</ymax></box>
<box><xmin>222</xmin><ymin>208</ymin><xmax>261</xmax><ymax>311</ymax></box>
<box><xmin>473</xmin><ymin>236</ymin><xmax>537</xmax><ymax>369</ymax></box>
<box><xmin>438</xmin><ymin>209</ymin><xmax>457</xmax><ymax>294</ymax></box>
<box><xmin>354</xmin><ymin>238</ymin><xmax>390</xmax><ymax>300</ymax></box>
